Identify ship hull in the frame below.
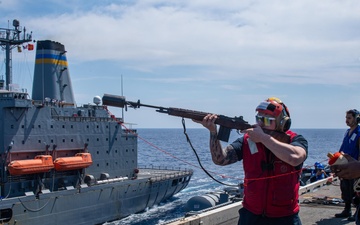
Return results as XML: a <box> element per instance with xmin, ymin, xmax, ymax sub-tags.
<box><xmin>0</xmin><ymin>168</ymin><xmax>192</xmax><ymax>225</ymax></box>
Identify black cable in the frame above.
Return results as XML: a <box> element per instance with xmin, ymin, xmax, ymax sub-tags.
<box><xmin>181</xmin><ymin>118</ymin><xmax>238</xmax><ymax>187</ymax></box>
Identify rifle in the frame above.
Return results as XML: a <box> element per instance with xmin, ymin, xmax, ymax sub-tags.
<box><xmin>102</xmin><ymin>94</ymin><xmax>290</xmax><ymax>143</ymax></box>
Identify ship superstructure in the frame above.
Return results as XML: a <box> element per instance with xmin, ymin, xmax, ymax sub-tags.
<box><xmin>0</xmin><ymin>20</ymin><xmax>192</xmax><ymax>225</ymax></box>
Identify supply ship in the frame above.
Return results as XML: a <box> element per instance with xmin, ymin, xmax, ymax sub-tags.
<box><xmin>0</xmin><ymin>20</ymin><xmax>192</xmax><ymax>225</ymax></box>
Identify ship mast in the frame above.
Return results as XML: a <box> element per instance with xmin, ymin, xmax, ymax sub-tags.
<box><xmin>0</xmin><ymin>19</ymin><xmax>32</xmax><ymax>91</ymax></box>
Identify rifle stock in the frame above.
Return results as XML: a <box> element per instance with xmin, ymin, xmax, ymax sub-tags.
<box><xmin>102</xmin><ymin>94</ymin><xmax>290</xmax><ymax>143</ymax></box>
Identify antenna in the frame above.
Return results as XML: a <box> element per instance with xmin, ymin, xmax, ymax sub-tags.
<box><xmin>121</xmin><ymin>75</ymin><xmax>124</xmax><ymax>121</ymax></box>
<box><xmin>0</xmin><ymin>19</ymin><xmax>32</xmax><ymax>91</ymax></box>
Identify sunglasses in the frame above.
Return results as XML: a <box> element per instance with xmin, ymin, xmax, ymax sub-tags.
<box><xmin>256</xmin><ymin>115</ymin><xmax>276</xmax><ymax>126</ymax></box>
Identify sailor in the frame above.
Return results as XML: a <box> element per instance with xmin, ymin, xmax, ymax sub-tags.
<box><xmin>195</xmin><ymin>97</ymin><xmax>308</xmax><ymax>225</ymax></box>
<box><xmin>334</xmin><ymin>109</ymin><xmax>360</xmax><ymax>221</ymax></box>
<box><xmin>310</xmin><ymin>162</ymin><xmax>327</xmax><ymax>183</ymax></box>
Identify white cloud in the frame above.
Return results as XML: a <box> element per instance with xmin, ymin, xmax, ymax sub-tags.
<box><xmin>1</xmin><ymin>0</ymin><xmax>360</xmax><ymax>128</ymax></box>
<box><xmin>19</xmin><ymin>1</ymin><xmax>359</xmax><ymax>85</ymax></box>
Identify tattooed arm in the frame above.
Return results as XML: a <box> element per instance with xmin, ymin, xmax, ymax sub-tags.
<box><xmin>193</xmin><ymin>114</ymin><xmax>240</xmax><ymax>166</ymax></box>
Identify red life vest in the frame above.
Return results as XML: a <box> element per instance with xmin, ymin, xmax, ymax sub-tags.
<box><xmin>242</xmin><ymin>130</ymin><xmax>301</xmax><ymax>217</ymax></box>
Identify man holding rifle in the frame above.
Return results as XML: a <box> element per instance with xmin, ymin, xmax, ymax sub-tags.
<box><xmin>194</xmin><ymin>97</ymin><xmax>308</xmax><ymax>225</ymax></box>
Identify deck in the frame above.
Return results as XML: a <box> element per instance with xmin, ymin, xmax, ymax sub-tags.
<box><xmin>164</xmin><ymin>176</ymin><xmax>357</xmax><ymax>225</ymax></box>
<box><xmin>299</xmin><ymin>178</ymin><xmax>355</xmax><ymax>225</ymax></box>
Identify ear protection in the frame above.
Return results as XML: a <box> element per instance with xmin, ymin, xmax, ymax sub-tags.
<box><xmin>279</xmin><ymin>103</ymin><xmax>291</xmax><ymax>132</ymax></box>
<box><xmin>354</xmin><ymin>109</ymin><xmax>360</xmax><ymax>124</ymax></box>
<box><xmin>261</xmin><ymin>97</ymin><xmax>291</xmax><ymax>132</ymax></box>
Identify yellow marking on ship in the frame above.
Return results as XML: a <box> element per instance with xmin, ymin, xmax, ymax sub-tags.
<box><xmin>35</xmin><ymin>58</ymin><xmax>68</xmax><ymax>66</ymax></box>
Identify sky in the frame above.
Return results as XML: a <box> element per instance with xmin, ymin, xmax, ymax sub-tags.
<box><xmin>1</xmin><ymin>0</ymin><xmax>360</xmax><ymax>129</ymax></box>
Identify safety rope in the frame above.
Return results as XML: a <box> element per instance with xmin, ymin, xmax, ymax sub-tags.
<box><xmin>18</xmin><ymin>196</ymin><xmax>53</xmax><ymax>212</ymax></box>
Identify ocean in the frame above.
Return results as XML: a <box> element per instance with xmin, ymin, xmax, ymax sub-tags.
<box><xmin>107</xmin><ymin>128</ymin><xmax>346</xmax><ymax>225</ymax></box>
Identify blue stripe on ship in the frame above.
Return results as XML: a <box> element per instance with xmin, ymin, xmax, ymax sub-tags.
<box><xmin>36</xmin><ymin>54</ymin><xmax>67</xmax><ymax>61</ymax></box>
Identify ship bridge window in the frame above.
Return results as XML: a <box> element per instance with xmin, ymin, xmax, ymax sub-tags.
<box><xmin>22</xmin><ymin>125</ymin><xmax>24</xmax><ymax>129</ymax></box>
<box><xmin>51</xmin><ymin>125</ymin><xmax>54</xmax><ymax>128</ymax></box>
<box><xmin>38</xmin><ymin>125</ymin><xmax>41</xmax><ymax>128</ymax></box>
<box><xmin>63</xmin><ymin>139</ymin><xmax>65</xmax><ymax>142</ymax></box>
<box><xmin>71</xmin><ymin>125</ymin><xmax>73</xmax><ymax>129</ymax></box>
<box><xmin>62</xmin><ymin>125</ymin><xmax>65</xmax><ymax>128</ymax></box>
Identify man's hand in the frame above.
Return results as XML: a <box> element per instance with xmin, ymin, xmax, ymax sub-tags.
<box><xmin>331</xmin><ymin>154</ymin><xmax>360</xmax><ymax>179</ymax></box>
<box><xmin>241</xmin><ymin>124</ymin><xmax>268</xmax><ymax>143</ymax></box>
<box><xmin>193</xmin><ymin>114</ymin><xmax>217</xmax><ymax>133</ymax></box>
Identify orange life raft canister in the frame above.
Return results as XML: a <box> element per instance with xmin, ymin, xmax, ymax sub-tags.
<box><xmin>8</xmin><ymin>155</ymin><xmax>54</xmax><ymax>175</ymax></box>
<box><xmin>54</xmin><ymin>153</ymin><xmax>92</xmax><ymax>171</ymax></box>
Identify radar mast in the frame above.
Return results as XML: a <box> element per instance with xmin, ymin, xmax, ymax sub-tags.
<box><xmin>0</xmin><ymin>19</ymin><xmax>32</xmax><ymax>91</ymax></box>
